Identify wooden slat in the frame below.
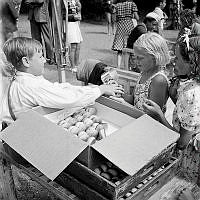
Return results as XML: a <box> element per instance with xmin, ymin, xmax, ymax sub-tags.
<box><xmin>0</xmin><ymin>151</ymin><xmax>17</xmax><ymax>200</ymax></box>
<box><xmin>56</xmin><ymin>172</ymin><xmax>109</xmax><ymax>200</ymax></box>
<box><xmin>1</xmin><ymin>150</ymin><xmax>76</xmax><ymax>200</ymax></box>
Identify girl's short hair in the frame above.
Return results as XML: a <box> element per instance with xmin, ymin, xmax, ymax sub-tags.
<box><xmin>3</xmin><ymin>37</ymin><xmax>42</xmax><ymax>70</ymax></box>
<box><xmin>134</xmin><ymin>32</ymin><xmax>170</xmax><ymax>66</ymax></box>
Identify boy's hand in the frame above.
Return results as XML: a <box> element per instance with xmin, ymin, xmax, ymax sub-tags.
<box><xmin>99</xmin><ymin>84</ymin><xmax>124</xmax><ymax>96</ymax></box>
<box><xmin>142</xmin><ymin>99</ymin><xmax>163</xmax><ymax>121</ymax></box>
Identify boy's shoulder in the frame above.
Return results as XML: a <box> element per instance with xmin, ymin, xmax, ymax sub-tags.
<box><xmin>16</xmin><ymin>73</ymin><xmax>47</xmax><ymax>88</ymax></box>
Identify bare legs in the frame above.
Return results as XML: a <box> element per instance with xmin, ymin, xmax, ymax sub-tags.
<box><xmin>70</xmin><ymin>43</ymin><xmax>81</xmax><ymax>69</ymax></box>
<box><xmin>75</xmin><ymin>43</ymin><xmax>81</xmax><ymax>66</ymax></box>
<box><xmin>106</xmin><ymin>12</ymin><xmax>111</xmax><ymax>35</ymax></box>
<box><xmin>117</xmin><ymin>51</ymin><xmax>122</xmax><ymax>68</ymax></box>
<box><xmin>106</xmin><ymin>12</ymin><xmax>115</xmax><ymax>35</ymax></box>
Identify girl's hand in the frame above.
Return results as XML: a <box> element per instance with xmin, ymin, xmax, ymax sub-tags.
<box><xmin>142</xmin><ymin>99</ymin><xmax>163</xmax><ymax>121</ymax></box>
<box><xmin>99</xmin><ymin>84</ymin><xmax>124</xmax><ymax>96</ymax></box>
<box><xmin>169</xmin><ymin>78</ymin><xmax>180</xmax><ymax>103</ymax></box>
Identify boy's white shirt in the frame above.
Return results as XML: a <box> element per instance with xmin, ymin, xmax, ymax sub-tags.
<box><xmin>0</xmin><ymin>71</ymin><xmax>101</xmax><ymax>125</ymax></box>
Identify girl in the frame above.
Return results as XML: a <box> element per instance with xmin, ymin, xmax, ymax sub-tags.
<box><xmin>143</xmin><ymin>35</ymin><xmax>200</xmax><ymax>151</ymax></box>
<box><xmin>132</xmin><ymin>32</ymin><xmax>170</xmax><ymax>113</ymax></box>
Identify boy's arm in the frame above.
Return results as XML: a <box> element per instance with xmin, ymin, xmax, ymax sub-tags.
<box><xmin>33</xmin><ymin>82</ymin><xmax>102</xmax><ymax>109</ymax></box>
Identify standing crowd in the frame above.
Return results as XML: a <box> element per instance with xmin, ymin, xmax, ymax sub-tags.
<box><xmin>1</xmin><ymin>0</ymin><xmax>200</xmax><ymax>199</ymax></box>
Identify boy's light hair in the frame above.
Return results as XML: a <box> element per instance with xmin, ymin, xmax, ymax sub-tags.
<box><xmin>134</xmin><ymin>32</ymin><xmax>170</xmax><ymax>67</ymax></box>
<box><xmin>3</xmin><ymin>37</ymin><xmax>42</xmax><ymax>70</ymax></box>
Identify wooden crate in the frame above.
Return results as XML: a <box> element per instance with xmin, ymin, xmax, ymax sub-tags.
<box><xmin>116</xmin><ymin>69</ymin><xmax>139</xmax><ymax>95</ymax></box>
<box><xmin>57</xmin><ymin>157</ymin><xmax>180</xmax><ymax>200</ymax></box>
<box><xmin>121</xmin><ymin>157</ymin><xmax>180</xmax><ymax>200</ymax></box>
<box><xmin>63</xmin><ymin>143</ymin><xmax>176</xmax><ymax>200</ymax></box>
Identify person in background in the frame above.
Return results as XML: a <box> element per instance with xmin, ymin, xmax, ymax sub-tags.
<box><xmin>112</xmin><ymin>0</ymin><xmax>139</xmax><ymax>68</ymax></box>
<box><xmin>76</xmin><ymin>59</ymin><xmax>119</xmax><ymax>85</ymax></box>
<box><xmin>26</xmin><ymin>0</ymin><xmax>54</xmax><ymax>65</ymax></box>
<box><xmin>131</xmin><ymin>32</ymin><xmax>170</xmax><ymax>114</ymax></box>
<box><xmin>126</xmin><ymin>12</ymin><xmax>161</xmax><ymax>72</ymax></box>
<box><xmin>103</xmin><ymin>0</ymin><xmax>116</xmax><ymax>35</ymax></box>
<box><xmin>153</xmin><ymin>0</ymin><xmax>167</xmax><ymax>35</ymax></box>
<box><xmin>68</xmin><ymin>0</ymin><xmax>83</xmax><ymax>72</ymax></box>
<box><xmin>127</xmin><ymin>12</ymin><xmax>161</xmax><ymax>48</ymax></box>
<box><xmin>0</xmin><ymin>0</ymin><xmax>22</xmax><ymax>45</ymax></box>
<box><xmin>143</xmin><ymin>35</ymin><xmax>200</xmax><ymax>151</ymax></box>
<box><xmin>178</xmin><ymin>9</ymin><xmax>200</xmax><ymax>40</ymax></box>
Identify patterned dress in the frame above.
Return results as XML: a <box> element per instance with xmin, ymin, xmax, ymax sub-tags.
<box><xmin>172</xmin><ymin>80</ymin><xmax>200</xmax><ymax>134</ymax></box>
<box><xmin>134</xmin><ymin>71</ymin><xmax>169</xmax><ymax>112</ymax></box>
<box><xmin>172</xmin><ymin>80</ymin><xmax>200</xmax><ymax>181</ymax></box>
<box><xmin>112</xmin><ymin>1</ymin><xmax>138</xmax><ymax>51</ymax></box>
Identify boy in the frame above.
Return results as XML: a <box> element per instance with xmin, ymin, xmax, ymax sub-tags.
<box><xmin>1</xmin><ymin>37</ymin><xmax>124</xmax><ymax>125</ymax></box>
<box><xmin>153</xmin><ymin>0</ymin><xmax>168</xmax><ymax>35</ymax></box>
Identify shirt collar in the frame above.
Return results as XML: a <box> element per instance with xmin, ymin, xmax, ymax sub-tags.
<box><xmin>16</xmin><ymin>71</ymin><xmax>44</xmax><ymax>79</ymax></box>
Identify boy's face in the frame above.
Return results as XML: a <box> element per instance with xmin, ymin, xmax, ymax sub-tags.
<box><xmin>146</xmin><ymin>19</ymin><xmax>159</xmax><ymax>33</ymax></box>
<box><xmin>29</xmin><ymin>49</ymin><xmax>46</xmax><ymax>76</ymax></box>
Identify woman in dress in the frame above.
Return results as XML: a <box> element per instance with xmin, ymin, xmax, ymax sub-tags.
<box><xmin>68</xmin><ymin>0</ymin><xmax>83</xmax><ymax>71</ymax></box>
<box><xmin>112</xmin><ymin>0</ymin><xmax>139</xmax><ymax>68</ymax></box>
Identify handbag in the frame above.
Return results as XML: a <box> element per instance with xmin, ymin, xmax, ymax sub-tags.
<box><xmin>73</xmin><ymin>12</ymin><xmax>82</xmax><ymax>21</ymax></box>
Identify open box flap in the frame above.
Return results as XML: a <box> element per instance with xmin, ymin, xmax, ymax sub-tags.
<box><xmin>96</xmin><ymin>96</ymin><xmax>144</xmax><ymax>119</ymax></box>
<box><xmin>1</xmin><ymin>110</ymin><xmax>88</xmax><ymax>180</ymax></box>
<box><xmin>92</xmin><ymin>114</ymin><xmax>179</xmax><ymax>176</ymax></box>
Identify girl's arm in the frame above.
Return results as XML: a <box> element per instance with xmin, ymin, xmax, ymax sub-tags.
<box><xmin>133</xmin><ymin>12</ymin><xmax>139</xmax><ymax>21</ymax></box>
<box><xmin>143</xmin><ymin>99</ymin><xmax>175</xmax><ymax>130</ymax></box>
<box><xmin>149</xmin><ymin>74</ymin><xmax>169</xmax><ymax>110</ymax></box>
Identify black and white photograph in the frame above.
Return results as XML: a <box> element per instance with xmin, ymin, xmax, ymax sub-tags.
<box><xmin>0</xmin><ymin>0</ymin><xmax>200</xmax><ymax>199</ymax></box>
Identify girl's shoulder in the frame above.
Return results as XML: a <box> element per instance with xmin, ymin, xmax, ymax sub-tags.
<box><xmin>151</xmin><ymin>72</ymin><xmax>169</xmax><ymax>86</ymax></box>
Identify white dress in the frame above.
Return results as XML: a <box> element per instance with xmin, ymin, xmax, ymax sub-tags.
<box><xmin>68</xmin><ymin>21</ymin><xmax>83</xmax><ymax>44</ymax></box>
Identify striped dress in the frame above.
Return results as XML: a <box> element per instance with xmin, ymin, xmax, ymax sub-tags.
<box><xmin>112</xmin><ymin>1</ymin><xmax>138</xmax><ymax>52</ymax></box>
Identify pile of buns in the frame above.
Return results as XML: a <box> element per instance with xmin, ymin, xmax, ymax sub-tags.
<box><xmin>57</xmin><ymin>107</ymin><xmax>106</xmax><ymax>144</ymax></box>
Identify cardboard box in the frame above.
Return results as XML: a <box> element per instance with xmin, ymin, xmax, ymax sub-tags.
<box><xmin>0</xmin><ymin>96</ymin><xmax>143</xmax><ymax>179</ymax></box>
<box><xmin>1</xmin><ymin>96</ymin><xmax>179</xmax><ymax>199</ymax></box>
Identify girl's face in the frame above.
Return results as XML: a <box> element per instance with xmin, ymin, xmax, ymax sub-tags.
<box><xmin>29</xmin><ymin>49</ymin><xmax>46</xmax><ymax>76</ymax></box>
<box><xmin>173</xmin><ymin>46</ymin><xmax>191</xmax><ymax>76</ymax></box>
<box><xmin>160</xmin><ymin>0</ymin><xmax>166</xmax><ymax>9</ymax></box>
<box><xmin>133</xmin><ymin>46</ymin><xmax>155</xmax><ymax>72</ymax></box>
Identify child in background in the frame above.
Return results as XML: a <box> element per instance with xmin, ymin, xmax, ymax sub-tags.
<box><xmin>0</xmin><ymin>37</ymin><xmax>124</xmax><ymax>125</ymax></box>
<box><xmin>132</xmin><ymin>32</ymin><xmax>170</xmax><ymax>113</ymax></box>
<box><xmin>68</xmin><ymin>0</ymin><xmax>82</xmax><ymax>72</ymax></box>
<box><xmin>153</xmin><ymin>0</ymin><xmax>167</xmax><ymax>35</ymax></box>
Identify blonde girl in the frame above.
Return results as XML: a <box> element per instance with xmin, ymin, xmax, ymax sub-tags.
<box><xmin>133</xmin><ymin>32</ymin><xmax>170</xmax><ymax>113</ymax></box>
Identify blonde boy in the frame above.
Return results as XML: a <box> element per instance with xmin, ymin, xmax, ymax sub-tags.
<box><xmin>1</xmin><ymin>37</ymin><xmax>123</xmax><ymax>125</ymax></box>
